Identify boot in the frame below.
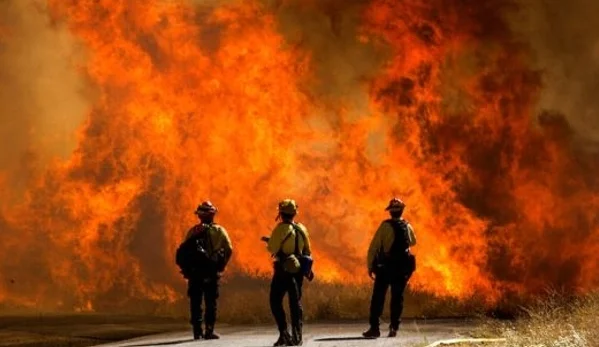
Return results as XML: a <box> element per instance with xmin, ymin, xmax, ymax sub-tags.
<box><xmin>362</xmin><ymin>327</ymin><xmax>380</xmax><ymax>339</ymax></box>
<box><xmin>204</xmin><ymin>326</ymin><xmax>220</xmax><ymax>340</ymax></box>
<box><xmin>291</xmin><ymin>325</ymin><xmax>303</xmax><ymax>346</ymax></box>
<box><xmin>192</xmin><ymin>325</ymin><xmax>203</xmax><ymax>340</ymax></box>
<box><xmin>388</xmin><ymin>328</ymin><xmax>398</xmax><ymax>338</ymax></box>
<box><xmin>273</xmin><ymin>330</ymin><xmax>291</xmax><ymax>346</ymax></box>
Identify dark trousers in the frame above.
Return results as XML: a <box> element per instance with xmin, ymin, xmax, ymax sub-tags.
<box><xmin>369</xmin><ymin>270</ymin><xmax>410</xmax><ymax>330</ymax></box>
<box><xmin>270</xmin><ymin>269</ymin><xmax>304</xmax><ymax>333</ymax></box>
<box><xmin>188</xmin><ymin>277</ymin><xmax>219</xmax><ymax>329</ymax></box>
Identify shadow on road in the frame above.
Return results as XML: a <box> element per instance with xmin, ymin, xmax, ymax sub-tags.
<box><xmin>313</xmin><ymin>337</ymin><xmax>372</xmax><ymax>342</ymax></box>
<box><xmin>244</xmin><ymin>336</ymin><xmax>371</xmax><ymax>347</ymax></box>
<box><xmin>125</xmin><ymin>339</ymin><xmax>195</xmax><ymax>347</ymax></box>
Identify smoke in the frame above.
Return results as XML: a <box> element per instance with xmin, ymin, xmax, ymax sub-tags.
<box><xmin>269</xmin><ymin>0</ymin><xmax>395</xmax><ymax>168</ymax></box>
<box><xmin>513</xmin><ymin>0</ymin><xmax>599</xmax><ymax>144</ymax></box>
<box><xmin>274</xmin><ymin>1</ymin><xmax>382</xmax><ymax>110</ymax></box>
<box><xmin>0</xmin><ymin>0</ymin><xmax>91</xmax><ymax>309</ymax></box>
<box><xmin>0</xmin><ymin>0</ymin><xmax>90</xmax><ymax>199</ymax></box>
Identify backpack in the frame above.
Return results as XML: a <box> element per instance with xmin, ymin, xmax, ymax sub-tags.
<box><xmin>175</xmin><ymin>225</ymin><xmax>216</xmax><ymax>279</ymax></box>
<box><xmin>377</xmin><ymin>219</ymin><xmax>416</xmax><ymax>277</ymax></box>
<box><xmin>387</xmin><ymin>219</ymin><xmax>411</xmax><ymax>256</ymax></box>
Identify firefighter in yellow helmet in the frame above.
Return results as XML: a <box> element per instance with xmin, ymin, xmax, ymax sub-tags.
<box><xmin>175</xmin><ymin>201</ymin><xmax>233</xmax><ymax>340</ymax></box>
<box><xmin>362</xmin><ymin>198</ymin><xmax>416</xmax><ymax>339</ymax></box>
<box><xmin>263</xmin><ymin>199</ymin><xmax>312</xmax><ymax>346</ymax></box>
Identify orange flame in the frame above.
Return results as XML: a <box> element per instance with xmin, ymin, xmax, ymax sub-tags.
<box><xmin>1</xmin><ymin>0</ymin><xmax>598</xmax><ymax>311</ymax></box>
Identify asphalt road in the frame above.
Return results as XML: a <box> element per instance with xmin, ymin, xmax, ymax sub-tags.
<box><xmin>94</xmin><ymin>320</ymin><xmax>475</xmax><ymax>347</ymax></box>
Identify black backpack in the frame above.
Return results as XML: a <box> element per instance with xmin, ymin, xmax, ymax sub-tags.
<box><xmin>387</xmin><ymin>219</ymin><xmax>410</xmax><ymax>255</ymax></box>
<box><xmin>175</xmin><ymin>226</ymin><xmax>215</xmax><ymax>279</ymax></box>
<box><xmin>382</xmin><ymin>219</ymin><xmax>416</xmax><ymax>277</ymax></box>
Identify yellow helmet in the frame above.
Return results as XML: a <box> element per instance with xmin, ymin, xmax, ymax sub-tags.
<box><xmin>278</xmin><ymin>199</ymin><xmax>298</xmax><ymax>215</ymax></box>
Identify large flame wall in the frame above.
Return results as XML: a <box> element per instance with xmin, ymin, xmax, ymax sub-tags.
<box><xmin>1</xmin><ymin>0</ymin><xmax>598</xmax><ymax>311</ymax></box>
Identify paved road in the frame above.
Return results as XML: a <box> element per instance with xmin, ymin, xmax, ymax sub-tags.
<box><xmin>94</xmin><ymin>320</ymin><xmax>475</xmax><ymax>347</ymax></box>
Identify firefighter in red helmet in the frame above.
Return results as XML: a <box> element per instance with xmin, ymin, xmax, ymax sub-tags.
<box><xmin>175</xmin><ymin>201</ymin><xmax>233</xmax><ymax>340</ymax></box>
<box><xmin>363</xmin><ymin>198</ymin><xmax>416</xmax><ymax>339</ymax></box>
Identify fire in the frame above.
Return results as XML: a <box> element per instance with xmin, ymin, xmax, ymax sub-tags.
<box><xmin>0</xmin><ymin>0</ymin><xmax>598</xmax><ymax>311</ymax></box>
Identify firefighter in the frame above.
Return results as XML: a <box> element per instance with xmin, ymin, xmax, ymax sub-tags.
<box><xmin>362</xmin><ymin>198</ymin><xmax>417</xmax><ymax>339</ymax></box>
<box><xmin>265</xmin><ymin>199</ymin><xmax>312</xmax><ymax>346</ymax></box>
<box><xmin>176</xmin><ymin>201</ymin><xmax>233</xmax><ymax>340</ymax></box>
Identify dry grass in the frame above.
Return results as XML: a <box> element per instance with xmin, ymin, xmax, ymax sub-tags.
<box><xmin>474</xmin><ymin>292</ymin><xmax>599</xmax><ymax>347</ymax></box>
<box><xmin>140</xmin><ymin>274</ymin><xmax>485</xmax><ymax>324</ymax></box>
<box><xmin>186</xmin><ymin>275</ymin><xmax>486</xmax><ymax>324</ymax></box>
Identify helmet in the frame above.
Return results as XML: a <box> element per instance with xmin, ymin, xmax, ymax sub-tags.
<box><xmin>195</xmin><ymin>201</ymin><xmax>218</xmax><ymax>215</ymax></box>
<box><xmin>385</xmin><ymin>197</ymin><xmax>405</xmax><ymax>212</ymax></box>
<box><xmin>278</xmin><ymin>199</ymin><xmax>298</xmax><ymax>215</ymax></box>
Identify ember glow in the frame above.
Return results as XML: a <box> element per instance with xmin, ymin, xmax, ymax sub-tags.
<box><xmin>1</xmin><ymin>0</ymin><xmax>598</xmax><ymax>311</ymax></box>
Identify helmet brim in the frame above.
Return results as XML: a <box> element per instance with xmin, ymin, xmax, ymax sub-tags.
<box><xmin>195</xmin><ymin>209</ymin><xmax>216</xmax><ymax>215</ymax></box>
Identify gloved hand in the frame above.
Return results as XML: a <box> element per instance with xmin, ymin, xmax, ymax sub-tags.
<box><xmin>368</xmin><ymin>269</ymin><xmax>376</xmax><ymax>280</ymax></box>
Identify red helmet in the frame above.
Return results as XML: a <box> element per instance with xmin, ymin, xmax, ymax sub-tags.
<box><xmin>385</xmin><ymin>198</ymin><xmax>406</xmax><ymax>211</ymax></box>
<box><xmin>195</xmin><ymin>201</ymin><xmax>218</xmax><ymax>215</ymax></box>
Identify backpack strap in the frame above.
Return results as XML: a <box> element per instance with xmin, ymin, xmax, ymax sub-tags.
<box><xmin>275</xmin><ymin>223</ymin><xmax>305</xmax><ymax>256</ymax></box>
<box><xmin>204</xmin><ymin>223</ymin><xmax>215</xmax><ymax>256</ymax></box>
<box><xmin>276</xmin><ymin>227</ymin><xmax>294</xmax><ymax>256</ymax></box>
<box><xmin>290</xmin><ymin>222</ymin><xmax>304</xmax><ymax>256</ymax></box>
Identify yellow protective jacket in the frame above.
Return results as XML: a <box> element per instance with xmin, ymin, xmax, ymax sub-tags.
<box><xmin>185</xmin><ymin>223</ymin><xmax>233</xmax><ymax>265</ymax></box>
<box><xmin>267</xmin><ymin>222</ymin><xmax>311</xmax><ymax>256</ymax></box>
<box><xmin>367</xmin><ymin>218</ymin><xmax>416</xmax><ymax>271</ymax></box>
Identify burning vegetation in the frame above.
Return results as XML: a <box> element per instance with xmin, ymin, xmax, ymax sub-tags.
<box><xmin>0</xmin><ymin>0</ymin><xmax>598</xmax><ymax>312</ymax></box>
